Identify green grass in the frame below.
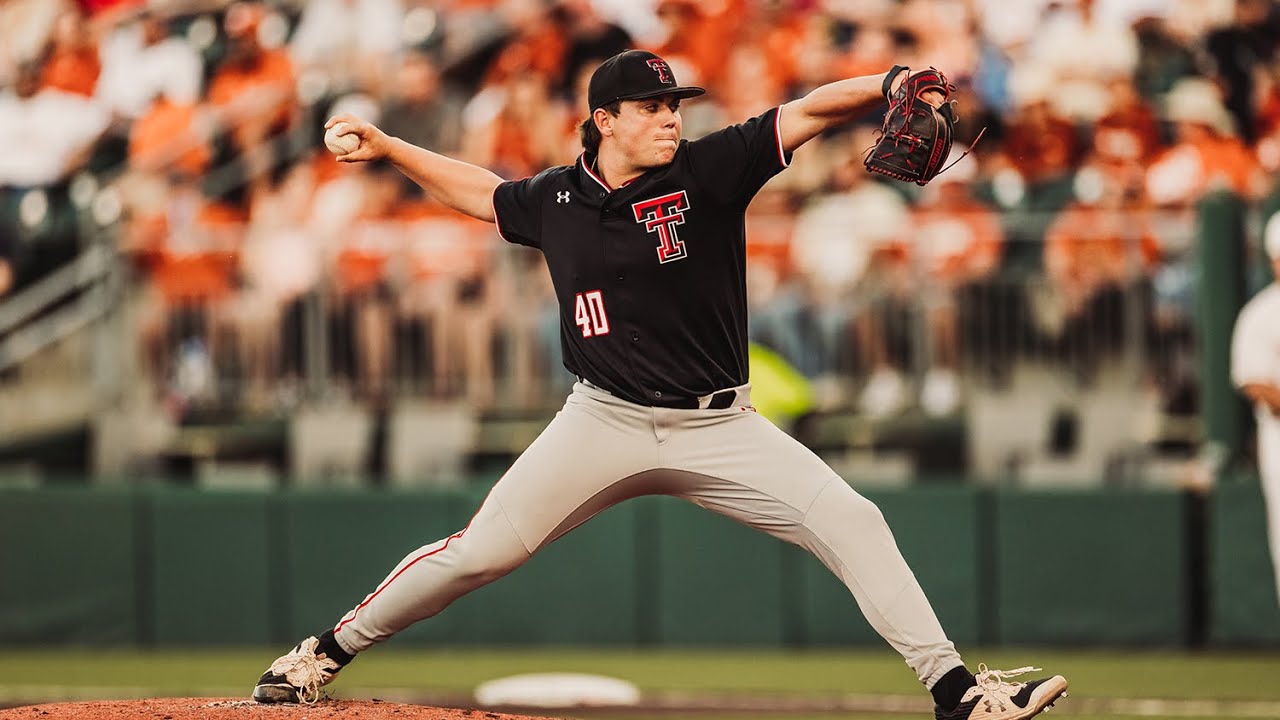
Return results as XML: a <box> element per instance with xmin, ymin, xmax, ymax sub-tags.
<box><xmin>2</xmin><ymin>648</ymin><xmax>1279</xmax><ymax>718</ymax></box>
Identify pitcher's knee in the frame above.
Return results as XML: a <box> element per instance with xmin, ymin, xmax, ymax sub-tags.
<box><xmin>837</xmin><ymin>485</ymin><xmax>889</xmax><ymax>527</ymax></box>
<box><xmin>450</xmin><ymin>537</ymin><xmax>529</xmax><ymax>587</ymax></box>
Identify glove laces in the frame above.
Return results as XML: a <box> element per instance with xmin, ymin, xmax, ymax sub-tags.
<box><xmin>268</xmin><ymin>637</ymin><xmax>338</xmax><ymax>704</ymax></box>
<box><xmin>974</xmin><ymin>663</ymin><xmax>1041</xmax><ymax>696</ymax></box>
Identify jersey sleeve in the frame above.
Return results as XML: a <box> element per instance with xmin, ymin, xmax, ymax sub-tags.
<box><xmin>685</xmin><ymin>106</ymin><xmax>792</xmax><ymax>206</ymax></box>
<box><xmin>492</xmin><ymin>168</ymin><xmax>556</xmax><ymax>249</ymax></box>
<box><xmin>1232</xmin><ymin>298</ymin><xmax>1275</xmax><ymax>388</ymax></box>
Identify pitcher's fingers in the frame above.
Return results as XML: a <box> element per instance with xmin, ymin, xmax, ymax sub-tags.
<box><xmin>324</xmin><ymin>113</ymin><xmax>361</xmax><ymax>130</ymax></box>
<box><xmin>921</xmin><ymin>89</ymin><xmax>946</xmax><ymax>108</ymax></box>
<box><xmin>336</xmin><ymin>148</ymin><xmax>374</xmax><ymax>163</ymax></box>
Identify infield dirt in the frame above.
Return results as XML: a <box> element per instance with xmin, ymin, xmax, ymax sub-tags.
<box><xmin>0</xmin><ymin>698</ymin><xmax>563</xmax><ymax>720</ymax></box>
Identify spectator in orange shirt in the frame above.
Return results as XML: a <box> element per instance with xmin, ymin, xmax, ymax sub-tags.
<box><xmin>720</xmin><ymin>39</ymin><xmax>786</xmax><ymax>123</ymax></box>
<box><xmin>1084</xmin><ymin>75</ymin><xmax>1163</xmax><ymax>206</ymax></box>
<box><xmin>128</xmin><ymin>89</ymin><xmax>213</xmax><ymax>177</ymax></box>
<box><xmin>754</xmin><ymin>1</ymin><xmax>810</xmax><ymax>92</ymax></box>
<box><xmin>122</xmin><ymin>78</ymin><xmax>214</xmax><ymax>308</ymax></box>
<box><xmin>39</xmin><ymin>7</ymin><xmax>100</xmax><ymax>97</ymax></box>
<box><xmin>484</xmin><ymin>1</ymin><xmax>568</xmax><ymax>88</ymax></box>
<box><xmin>1094</xmin><ymin>75</ymin><xmax>1161</xmax><ymax>166</ymax></box>
<box><xmin>1001</xmin><ymin>70</ymin><xmax>1083</xmax><ymax>187</ymax></box>
<box><xmin>207</xmin><ymin>2</ymin><xmax>298</xmax><ymax>154</ymax></box>
<box><xmin>128</xmin><ymin>177</ymin><xmax>246</xmax><ymax>405</ymax></box>
<box><xmin>832</xmin><ymin>23</ymin><xmax>902</xmax><ymax>81</ymax></box>
<box><xmin>647</xmin><ymin>0</ymin><xmax>726</xmax><ymax>92</ymax></box>
<box><xmin>462</xmin><ymin>72</ymin><xmax>561</xmax><ymax>180</ymax></box>
<box><xmin>1146</xmin><ymin>77</ymin><xmax>1265</xmax><ymax>207</ymax></box>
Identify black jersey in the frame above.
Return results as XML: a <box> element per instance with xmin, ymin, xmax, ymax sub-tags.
<box><xmin>492</xmin><ymin>106</ymin><xmax>792</xmax><ymax>407</ymax></box>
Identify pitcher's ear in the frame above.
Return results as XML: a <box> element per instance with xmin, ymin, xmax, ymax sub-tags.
<box><xmin>594</xmin><ymin>108</ymin><xmax>614</xmax><ymax>137</ymax></box>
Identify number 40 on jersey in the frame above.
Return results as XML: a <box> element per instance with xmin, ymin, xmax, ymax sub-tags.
<box><xmin>574</xmin><ymin>290</ymin><xmax>610</xmax><ymax>337</ymax></box>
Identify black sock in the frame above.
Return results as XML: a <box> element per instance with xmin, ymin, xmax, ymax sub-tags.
<box><xmin>316</xmin><ymin>629</ymin><xmax>355</xmax><ymax>666</ymax></box>
<box><xmin>931</xmin><ymin>665</ymin><xmax>977</xmax><ymax>710</ymax></box>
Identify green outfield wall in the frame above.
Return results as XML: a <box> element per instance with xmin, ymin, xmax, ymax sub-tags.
<box><xmin>0</xmin><ymin>482</ymin><xmax>1275</xmax><ymax>648</ymax></box>
<box><xmin>1209</xmin><ymin>481</ymin><xmax>1280</xmax><ymax>644</ymax></box>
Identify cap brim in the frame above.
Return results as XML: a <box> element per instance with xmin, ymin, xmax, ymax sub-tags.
<box><xmin>615</xmin><ymin>86</ymin><xmax>706</xmax><ymax>103</ymax></box>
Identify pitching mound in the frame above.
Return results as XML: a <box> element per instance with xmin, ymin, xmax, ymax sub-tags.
<box><xmin>0</xmin><ymin>698</ymin><xmax>564</xmax><ymax>720</ymax></box>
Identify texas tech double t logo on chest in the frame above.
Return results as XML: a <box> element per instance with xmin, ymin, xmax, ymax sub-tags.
<box><xmin>631</xmin><ymin>191</ymin><xmax>690</xmax><ymax>263</ymax></box>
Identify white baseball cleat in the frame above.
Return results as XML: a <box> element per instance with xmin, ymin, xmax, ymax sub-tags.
<box><xmin>934</xmin><ymin>664</ymin><xmax>1069</xmax><ymax>720</ymax></box>
<box><xmin>252</xmin><ymin>636</ymin><xmax>344</xmax><ymax>704</ymax></box>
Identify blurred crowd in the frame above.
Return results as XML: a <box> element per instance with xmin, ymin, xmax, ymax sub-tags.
<box><xmin>1</xmin><ymin>0</ymin><xmax>1279</xmax><ymax>419</ymax></box>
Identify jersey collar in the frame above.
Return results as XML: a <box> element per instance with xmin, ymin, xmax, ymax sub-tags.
<box><xmin>578</xmin><ymin>151</ymin><xmax>662</xmax><ymax>196</ymax></box>
<box><xmin>579</xmin><ymin>152</ymin><xmax>613</xmax><ymax>193</ymax></box>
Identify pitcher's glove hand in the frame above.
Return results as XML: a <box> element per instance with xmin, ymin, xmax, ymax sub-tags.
<box><xmin>864</xmin><ymin>66</ymin><xmax>966</xmax><ymax>186</ymax></box>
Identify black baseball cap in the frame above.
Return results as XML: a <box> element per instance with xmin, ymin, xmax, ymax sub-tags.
<box><xmin>587</xmin><ymin>50</ymin><xmax>705</xmax><ymax>111</ymax></box>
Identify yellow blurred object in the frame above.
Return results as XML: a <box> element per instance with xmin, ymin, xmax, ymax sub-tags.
<box><xmin>747</xmin><ymin>342</ymin><xmax>814</xmax><ymax>427</ymax></box>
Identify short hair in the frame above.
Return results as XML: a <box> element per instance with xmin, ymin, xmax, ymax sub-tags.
<box><xmin>578</xmin><ymin>101</ymin><xmax>622</xmax><ymax>155</ymax></box>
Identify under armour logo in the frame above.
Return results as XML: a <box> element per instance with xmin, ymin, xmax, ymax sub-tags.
<box><xmin>982</xmin><ymin>699</ymin><xmax>1007</xmax><ymax>714</ymax></box>
<box><xmin>557</xmin><ymin>191</ymin><xmax>570</xmax><ymax>204</ymax></box>
<box><xmin>647</xmin><ymin>59</ymin><xmax>673</xmax><ymax>84</ymax></box>
<box><xmin>632</xmin><ymin>190</ymin><xmax>690</xmax><ymax>263</ymax></box>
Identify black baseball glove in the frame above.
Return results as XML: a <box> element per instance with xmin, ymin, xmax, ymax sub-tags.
<box><xmin>864</xmin><ymin>66</ymin><xmax>969</xmax><ymax>186</ymax></box>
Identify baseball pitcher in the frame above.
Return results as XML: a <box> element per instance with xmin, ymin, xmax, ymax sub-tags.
<box><xmin>251</xmin><ymin>50</ymin><xmax>1068</xmax><ymax>720</ymax></box>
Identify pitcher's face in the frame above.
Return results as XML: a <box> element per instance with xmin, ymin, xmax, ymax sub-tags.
<box><xmin>599</xmin><ymin>95</ymin><xmax>682</xmax><ymax>169</ymax></box>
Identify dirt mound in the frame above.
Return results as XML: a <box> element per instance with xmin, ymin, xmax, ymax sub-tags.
<box><xmin>0</xmin><ymin>698</ymin><xmax>564</xmax><ymax>720</ymax></box>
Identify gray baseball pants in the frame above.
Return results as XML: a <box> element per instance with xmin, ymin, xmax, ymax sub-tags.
<box><xmin>332</xmin><ymin>381</ymin><xmax>964</xmax><ymax>687</ymax></box>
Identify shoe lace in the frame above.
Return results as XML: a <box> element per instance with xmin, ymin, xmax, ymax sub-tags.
<box><xmin>268</xmin><ymin>637</ymin><xmax>338</xmax><ymax>704</ymax></box>
<box><xmin>974</xmin><ymin>663</ymin><xmax>1040</xmax><ymax>697</ymax></box>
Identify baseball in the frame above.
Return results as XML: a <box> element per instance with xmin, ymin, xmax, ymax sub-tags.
<box><xmin>325</xmin><ymin>123</ymin><xmax>361</xmax><ymax>156</ymax></box>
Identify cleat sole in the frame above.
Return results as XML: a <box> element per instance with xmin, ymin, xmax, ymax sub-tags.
<box><xmin>253</xmin><ymin>684</ymin><xmax>300</xmax><ymax>704</ymax></box>
<box><xmin>1027</xmin><ymin>676</ymin><xmax>1069</xmax><ymax>719</ymax></box>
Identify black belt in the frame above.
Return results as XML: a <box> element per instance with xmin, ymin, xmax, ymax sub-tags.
<box><xmin>578</xmin><ymin>378</ymin><xmax>738</xmax><ymax>410</ymax></box>
<box><xmin>653</xmin><ymin>388</ymin><xmax>737</xmax><ymax>410</ymax></box>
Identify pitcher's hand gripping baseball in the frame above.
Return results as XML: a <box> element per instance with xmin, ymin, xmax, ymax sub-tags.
<box><xmin>323</xmin><ymin>114</ymin><xmax>391</xmax><ymax>163</ymax></box>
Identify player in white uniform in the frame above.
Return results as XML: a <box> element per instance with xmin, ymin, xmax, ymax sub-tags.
<box><xmin>1231</xmin><ymin>215</ymin><xmax>1280</xmax><ymax>603</ymax></box>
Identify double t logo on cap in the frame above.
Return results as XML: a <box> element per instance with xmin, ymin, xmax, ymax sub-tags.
<box><xmin>647</xmin><ymin>59</ymin><xmax>673</xmax><ymax>85</ymax></box>
<box><xmin>587</xmin><ymin>49</ymin><xmax>706</xmax><ymax>111</ymax></box>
